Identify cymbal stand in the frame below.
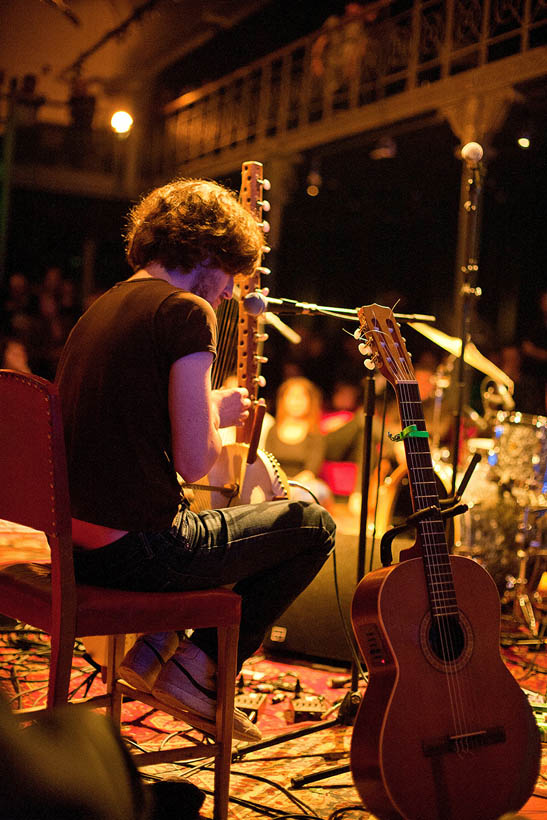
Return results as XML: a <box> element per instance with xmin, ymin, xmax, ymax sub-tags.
<box><xmin>431</xmin><ymin>356</ymin><xmax>454</xmax><ymax>454</ymax></box>
<box><xmin>502</xmin><ymin>506</ymin><xmax>547</xmax><ymax>644</ymax></box>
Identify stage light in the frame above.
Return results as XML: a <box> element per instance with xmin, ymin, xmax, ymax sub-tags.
<box><xmin>110</xmin><ymin>110</ymin><xmax>133</xmax><ymax>135</ymax></box>
<box><xmin>517</xmin><ymin>135</ymin><xmax>530</xmax><ymax>149</ymax></box>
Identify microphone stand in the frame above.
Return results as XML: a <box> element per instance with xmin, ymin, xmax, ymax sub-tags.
<box><xmin>451</xmin><ymin>142</ymin><xmax>485</xmax><ymax>495</ymax></box>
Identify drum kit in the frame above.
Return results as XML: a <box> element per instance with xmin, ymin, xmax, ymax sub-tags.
<box><xmin>407</xmin><ymin>322</ymin><xmax>547</xmax><ymax>637</ymax></box>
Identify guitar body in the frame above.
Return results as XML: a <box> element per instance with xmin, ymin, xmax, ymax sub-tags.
<box><xmin>350</xmin><ymin>555</ymin><xmax>540</xmax><ymax>820</ymax></box>
<box><xmin>188</xmin><ymin>442</ymin><xmax>289</xmax><ymax>511</ymax></box>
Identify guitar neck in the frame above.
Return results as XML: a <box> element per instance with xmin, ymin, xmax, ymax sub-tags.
<box><xmin>395</xmin><ymin>380</ymin><xmax>457</xmax><ymax>617</ymax></box>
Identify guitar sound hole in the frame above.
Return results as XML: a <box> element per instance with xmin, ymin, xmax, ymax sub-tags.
<box><xmin>428</xmin><ymin>615</ymin><xmax>465</xmax><ymax>662</ymax></box>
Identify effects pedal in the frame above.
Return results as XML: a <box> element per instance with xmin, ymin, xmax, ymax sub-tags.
<box><xmin>234</xmin><ymin>692</ymin><xmax>267</xmax><ymax>723</ymax></box>
<box><xmin>286</xmin><ymin>695</ymin><xmax>326</xmax><ymax>723</ymax></box>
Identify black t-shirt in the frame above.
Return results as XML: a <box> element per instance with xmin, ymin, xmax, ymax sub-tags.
<box><xmin>56</xmin><ymin>278</ymin><xmax>216</xmax><ymax>530</ymax></box>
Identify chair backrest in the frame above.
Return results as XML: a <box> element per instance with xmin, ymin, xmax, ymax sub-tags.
<box><xmin>0</xmin><ymin>370</ymin><xmax>72</xmax><ymax>539</ymax></box>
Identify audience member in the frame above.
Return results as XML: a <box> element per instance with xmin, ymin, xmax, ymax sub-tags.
<box><xmin>265</xmin><ymin>376</ymin><xmax>333</xmax><ymax>507</ymax></box>
<box><xmin>28</xmin><ymin>291</ymin><xmax>74</xmax><ymax>380</ymax></box>
<box><xmin>500</xmin><ymin>344</ymin><xmax>544</xmax><ymax>415</ymax></box>
<box><xmin>0</xmin><ymin>266</ymin><xmax>80</xmax><ymax>380</ymax></box>
<box><xmin>0</xmin><ymin>336</ymin><xmax>32</xmax><ymax>373</ymax></box>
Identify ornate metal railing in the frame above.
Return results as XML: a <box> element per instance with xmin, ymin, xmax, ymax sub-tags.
<box><xmin>147</xmin><ymin>0</ymin><xmax>547</xmax><ymax>178</ymax></box>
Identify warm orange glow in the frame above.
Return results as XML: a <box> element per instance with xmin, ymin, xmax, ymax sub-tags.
<box><xmin>111</xmin><ymin>110</ymin><xmax>134</xmax><ymax>134</ymax></box>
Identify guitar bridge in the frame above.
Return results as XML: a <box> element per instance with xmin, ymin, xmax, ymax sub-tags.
<box><xmin>423</xmin><ymin>726</ymin><xmax>506</xmax><ymax>757</ymax></box>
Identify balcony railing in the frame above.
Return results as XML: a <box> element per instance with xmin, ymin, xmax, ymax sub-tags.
<box><xmin>148</xmin><ymin>0</ymin><xmax>547</xmax><ymax>178</ymax></box>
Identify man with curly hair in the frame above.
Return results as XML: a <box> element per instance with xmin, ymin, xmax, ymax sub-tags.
<box><xmin>56</xmin><ymin>179</ymin><xmax>336</xmax><ymax>741</ymax></box>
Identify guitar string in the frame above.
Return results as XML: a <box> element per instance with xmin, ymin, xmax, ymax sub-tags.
<box><xmin>402</xmin><ymin>374</ymin><xmax>482</xmax><ymax>754</ymax></box>
<box><xmin>371</xmin><ymin>317</ymin><xmax>472</xmax><ymax>754</ymax></box>
<box><xmin>398</xmin><ymin>383</ymin><xmax>470</xmax><ymax>753</ymax></box>
<box><xmin>372</xmin><ymin>317</ymin><xmax>469</xmax><ymax>747</ymax></box>
<box><xmin>190</xmin><ymin>299</ymin><xmax>239</xmax><ymax>511</ymax></box>
<box><xmin>365</xmin><ymin>315</ymin><xmax>486</xmax><ymax>756</ymax></box>
<box><xmin>190</xmin><ymin>168</ymin><xmax>268</xmax><ymax>510</ymax></box>
<box><xmin>212</xmin><ymin>298</ymin><xmax>238</xmax><ymax>390</ymax></box>
<box><xmin>400</xmin><ymin>381</ymin><xmax>479</xmax><ymax>755</ymax></box>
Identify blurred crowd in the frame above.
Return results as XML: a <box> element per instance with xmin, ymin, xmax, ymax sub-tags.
<box><xmin>0</xmin><ymin>267</ymin><xmax>83</xmax><ymax>380</ymax></box>
<box><xmin>1</xmin><ymin>267</ymin><xmax>546</xmax><ymax>513</ymax></box>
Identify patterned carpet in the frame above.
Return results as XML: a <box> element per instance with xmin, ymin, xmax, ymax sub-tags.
<box><xmin>1</xmin><ymin>522</ymin><xmax>547</xmax><ymax>819</ymax></box>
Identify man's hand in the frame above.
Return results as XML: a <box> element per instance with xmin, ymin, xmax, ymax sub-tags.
<box><xmin>212</xmin><ymin>387</ymin><xmax>252</xmax><ymax>428</ymax></box>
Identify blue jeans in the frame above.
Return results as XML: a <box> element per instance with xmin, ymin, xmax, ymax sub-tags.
<box><xmin>73</xmin><ymin>499</ymin><xmax>335</xmax><ymax>670</ymax></box>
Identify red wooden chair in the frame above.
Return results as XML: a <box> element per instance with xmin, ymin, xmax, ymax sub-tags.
<box><xmin>0</xmin><ymin>369</ymin><xmax>241</xmax><ymax>820</ymax></box>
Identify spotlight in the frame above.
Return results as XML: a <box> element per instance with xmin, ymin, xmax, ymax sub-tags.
<box><xmin>517</xmin><ymin>135</ymin><xmax>530</xmax><ymax>149</ymax></box>
<box><xmin>110</xmin><ymin>110</ymin><xmax>133</xmax><ymax>135</ymax></box>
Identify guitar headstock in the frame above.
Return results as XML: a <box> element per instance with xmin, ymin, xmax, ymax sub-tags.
<box><xmin>355</xmin><ymin>304</ymin><xmax>415</xmax><ymax>387</ymax></box>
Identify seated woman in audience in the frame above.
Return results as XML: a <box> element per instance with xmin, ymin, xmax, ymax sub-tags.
<box><xmin>265</xmin><ymin>377</ymin><xmax>333</xmax><ymax>508</ymax></box>
<box><xmin>0</xmin><ymin>336</ymin><xmax>32</xmax><ymax>373</ymax></box>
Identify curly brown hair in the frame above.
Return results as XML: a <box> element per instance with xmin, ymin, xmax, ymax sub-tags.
<box><xmin>124</xmin><ymin>178</ymin><xmax>263</xmax><ymax>276</ymax></box>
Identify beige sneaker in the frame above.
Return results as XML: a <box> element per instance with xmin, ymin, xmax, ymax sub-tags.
<box><xmin>118</xmin><ymin>631</ymin><xmax>179</xmax><ymax>692</ymax></box>
<box><xmin>152</xmin><ymin>641</ymin><xmax>262</xmax><ymax>742</ymax></box>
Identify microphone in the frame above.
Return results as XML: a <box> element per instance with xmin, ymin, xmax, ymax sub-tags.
<box><xmin>243</xmin><ymin>292</ymin><xmax>323</xmax><ymax>316</ymax></box>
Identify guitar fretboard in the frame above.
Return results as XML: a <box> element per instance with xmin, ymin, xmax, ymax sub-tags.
<box><xmin>396</xmin><ymin>381</ymin><xmax>457</xmax><ymax>618</ymax></box>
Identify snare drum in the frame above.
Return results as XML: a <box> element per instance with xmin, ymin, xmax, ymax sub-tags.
<box><xmin>492</xmin><ymin>411</ymin><xmax>547</xmax><ymax>493</ymax></box>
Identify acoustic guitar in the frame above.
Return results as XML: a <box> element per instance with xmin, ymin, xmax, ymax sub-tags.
<box><xmin>350</xmin><ymin>304</ymin><xmax>540</xmax><ymax>820</ymax></box>
<box><xmin>183</xmin><ymin>161</ymin><xmax>289</xmax><ymax>510</ymax></box>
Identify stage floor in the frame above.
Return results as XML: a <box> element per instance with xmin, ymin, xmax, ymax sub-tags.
<box><xmin>1</xmin><ymin>515</ymin><xmax>547</xmax><ymax>819</ymax></box>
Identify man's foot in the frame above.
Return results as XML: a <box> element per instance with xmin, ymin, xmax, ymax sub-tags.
<box><xmin>118</xmin><ymin>631</ymin><xmax>179</xmax><ymax>692</ymax></box>
<box><xmin>152</xmin><ymin>641</ymin><xmax>262</xmax><ymax>742</ymax></box>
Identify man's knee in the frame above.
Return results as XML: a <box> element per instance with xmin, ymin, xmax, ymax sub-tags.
<box><xmin>302</xmin><ymin>501</ymin><xmax>336</xmax><ymax>553</ymax></box>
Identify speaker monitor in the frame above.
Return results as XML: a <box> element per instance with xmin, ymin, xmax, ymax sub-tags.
<box><xmin>263</xmin><ymin>531</ymin><xmax>361</xmax><ymax>665</ymax></box>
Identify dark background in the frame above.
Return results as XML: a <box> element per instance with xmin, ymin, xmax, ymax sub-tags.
<box><xmin>5</xmin><ymin>0</ymin><xmax>546</xmax><ymax>403</ymax></box>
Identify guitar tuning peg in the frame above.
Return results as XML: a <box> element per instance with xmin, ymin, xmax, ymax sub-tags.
<box><xmin>353</xmin><ymin>327</ymin><xmax>362</xmax><ymax>340</ymax></box>
<box><xmin>256</xmin><ymin>266</ymin><xmax>271</xmax><ymax>276</ymax></box>
<box><xmin>258</xmin><ymin>199</ymin><xmax>271</xmax><ymax>212</ymax></box>
<box><xmin>259</xmin><ymin>178</ymin><xmax>271</xmax><ymax>191</ymax></box>
<box><xmin>358</xmin><ymin>343</ymin><xmax>372</xmax><ymax>357</ymax></box>
<box><xmin>364</xmin><ymin>358</ymin><xmax>376</xmax><ymax>371</ymax></box>
<box><xmin>260</xmin><ymin>220</ymin><xmax>270</xmax><ymax>233</ymax></box>
<box><xmin>254</xmin><ymin>332</ymin><xmax>269</xmax><ymax>342</ymax></box>
<box><xmin>262</xmin><ymin>244</ymin><xmax>271</xmax><ymax>254</ymax></box>
<box><xmin>254</xmin><ymin>375</ymin><xmax>267</xmax><ymax>387</ymax></box>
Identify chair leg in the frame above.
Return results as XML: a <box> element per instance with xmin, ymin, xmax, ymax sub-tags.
<box><xmin>48</xmin><ymin>623</ymin><xmax>77</xmax><ymax>708</ymax></box>
<box><xmin>106</xmin><ymin>635</ymin><xmax>127</xmax><ymax>726</ymax></box>
<box><xmin>213</xmin><ymin>623</ymin><xmax>239</xmax><ymax>820</ymax></box>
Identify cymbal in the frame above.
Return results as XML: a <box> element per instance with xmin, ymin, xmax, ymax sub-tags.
<box><xmin>409</xmin><ymin>322</ymin><xmax>514</xmax><ymax>394</ymax></box>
